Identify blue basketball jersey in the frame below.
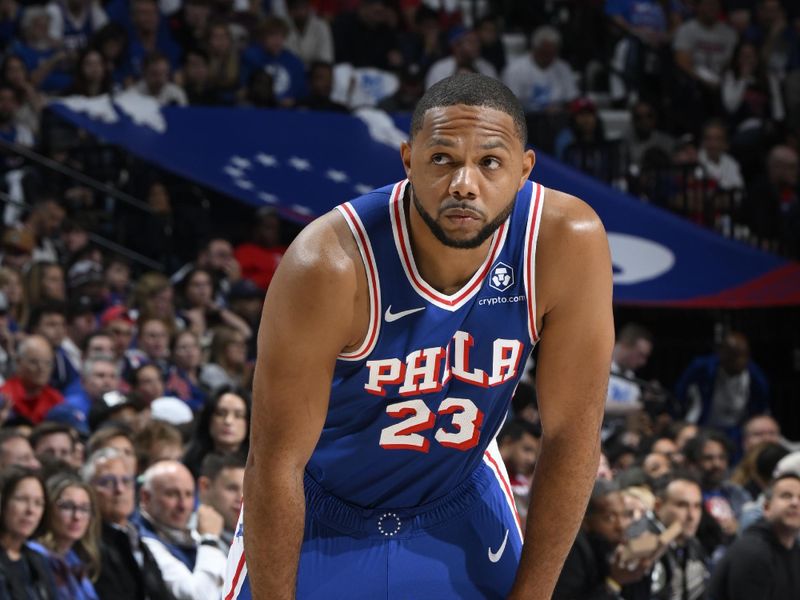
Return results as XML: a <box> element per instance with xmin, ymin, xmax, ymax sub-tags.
<box><xmin>305</xmin><ymin>179</ymin><xmax>545</xmax><ymax>509</ymax></box>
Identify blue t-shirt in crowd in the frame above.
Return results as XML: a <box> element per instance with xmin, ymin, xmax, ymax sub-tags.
<box><xmin>241</xmin><ymin>46</ymin><xmax>308</xmax><ymax>102</ymax></box>
<box><xmin>605</xmin><ymin>0</ymin><xmax>669</xmax><ymax>32</ymax></box>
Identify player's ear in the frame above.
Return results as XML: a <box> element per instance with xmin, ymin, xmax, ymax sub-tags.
<box><xmin>519</xmin><ymin>148</ymin><xmax>535</xmax><ymax>189</ymax></box>
<box><xmin>401</xmin><ymin>141</ymin><xmax>412</xmax><ymax>178</ymax></box>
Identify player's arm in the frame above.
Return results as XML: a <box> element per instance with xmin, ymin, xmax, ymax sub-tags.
<box><xmin>243</xmin><ymin>212</ymin><xmax>361</xmax><ymax>600</ymax></box>
<box><xmin>508</xmin><ymin>193</ymin><xmax>614</xmax><ymax>600</ymax></box>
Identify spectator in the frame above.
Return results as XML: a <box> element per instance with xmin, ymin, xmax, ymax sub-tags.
<box><xmin>743</xmin><ymin>0</ymin><xmax>796</xmax><ymax>77</ymax></box>
<box><xmin>377</xmin><ymin>66</ymin><xmax>424</xmax><ymax>113</ymax></box>
<box><xmin>31</xmin><ymin>474</ymin><xmax>101</xmax><ymax>600</ymax></box>
<box><xmin>133</xmin><ymin>419</ymin><xmax>184</xmax><ymax>471</ymax></box>
<box><xmin>85</xmin><ymin>425</ymin><xmax>137</xmax><ymax>474</ymax></box>
<box><xmin>65</xmin><ymin>47</ymin><xmax>113</xmax><ymax>96</ymax></box>
<box><xmin>86</xmin><ymin>390</ymin><xmax>139</xmax><ymax>432</ymax></box>
<box><xmin>165</xmin><ymin>330</ymin><xmax>206</xmax><ymax>411</ymax></box>
<box><xmin>0</xmin><ymin>468</ymin><xmax>57</xmax><ymax>599</ymax></box>
<box><xmin>0</xmin><ymin>85</ymin><xmax>34</xmax><ymax>169</ymax></box>
<box><xmin>0</xmin><ymin>55</ymin><xmax>43</xmax><ymax>136</ymax></box>
<box><xmin>2</xmin><ymin>335</ymin><xmax>63</xmax><ymax>424</ymax></box>
<box><xmin>204</xmin><ymin>21</ymin><xmax>239</xmax><ymax>104</ymax></box>
<box><xmin>136</xmin><ymin>460</ymin><xmax>227</xmax><ymax>599</ymax></box>
<box><xmin>606</xmin><ymin>323</ymin><xmax>653</xmax><ymax>420</ymax></box>
<box><xmin>24</xmin><ymin>263</ymin><xmax>66</xmax><ymax>310</ymax></box>
<box><xmin>553</xmin><ymin>480</ymin><xmax>652</xmax><ymax>599</ymax></box>
<box><xmin>295</xmin><ymin>61</ymin><xmax>349</xmax><ymax>112</ymax></box>
<box><xmin>650</xmin><ymin>475</ymin><xmax>710</xmax><ymax>600</ymax></box>
<box><xmin>396</xmin><ymin>5</ymin><xmax>445</xmax><ymax>77</ymax></box>
<box><xmin>101</xmin><ymin>308</ymin><xmax>134</xmax><ymax>364</ymax></box>
<box><xmin>425</xmin><ymin>26</ymin><xmax>497</xmax><ymax>90</ymax></box>
<box><xmin>83</xmin><ymin>447</ymin><xmax>174</xmax><ymax>600</ymax></box>
<box><xmin>641</xmin><ymin>452</ymin><xmax>672</xmax><ymax>481</ymax></box>
<box><xmin>332</xmin><ymin>0</ymin><xmax>401</xmax><ymax>71</ymax></box>
<box><xmin>11</xmin><ymin>6</ymin><xmax>74</xmax><ymax>93</ymax></box>
<box><xmin>45</xmin><ymin>0</ymin><xmax>108</xmax><ymax>52</ymax></box>
<box><xmin>556</xmin><ymin>98</ymin><xmax>621</xmax><ymax>183</ymax></box>
<box><xmin>23</xmin><ymin>198</ymin><xmax>65</xmax><ymax>266</ymax></box>
<box><xmin>129</xmin><ymin>272</ymin><xmax>179</xmax><ymax>333</ymax></box>
<box><xmin>741</xmin><ymin>414</ymin><xmax>781</xmax><ymax>454</ymax></box>
<box><xmin>747</xmin><ymin>144</ymin><xmax>799</xmax><ymax>257</ymax></box>
<box><xmin>497</xmin><ymin>418</ymin><xmax>540</xmax><ymax>520</ymax></box>
<box><xmin>199</xmin><ymin>326</ymin><xmax>249</xmax><ymax>394</ymax></box>
<box><xmin>123</xmin><ymin>0</ymin><xmax>181</xmax><ymax>78</ymax></box>
<box><xmin>178</xmin><ymin>268</ymin><xmax>250</xmax><ymax>342</ymax></box>
<box><xmin>698</xmin><ymin>118</ymin><xmax>745</xmax><ymax>191</ymax></box>
<box><xmin>241</xmin><ymin>16</ymin><xmax>307</xmax><ymax>108</ymax></box>
<box><xmin>28</xmin><ymin>303</ymin><xmax>77</xmax><ymax>393</ymax></box>
<box><xmin>283</xmin><ymin>0</ymin><xmax>334</xmax><ymax>66</ymax></box>
<box><xmin>29</xmin><ymin>421</ymin><xmax>75</xmax><ymax>467</ymax></box>
<box><xmin>103</xmin><ymin>256</ymin><xmax>131</xmax><ymax>307</ymax></box>
<box><xmin>129</xmin><ymin>363</ymin><xmax>166</xmax><ymax>407</ymax></box>
<box><xmin>133</xmin><ymin>51</ymin><xmax>187</xmax><ymax>106</ymax></box>
<box><xmin>475</xmin><ymin>15</ymin><xmax>506</xmax><ymax>75</ymax></box>
<box><xmin>0</xmin><ymin>429</ymin><xmax>41</xmax><ymax>470</ymax></box>
<box><xmin>182</xmin><ymin>387</ymin><xmax>249</xmax><ymax>478</ymax></box>
<box><xmin>708</xmin><ymin>473</ymin><xmax>800</xmax><ymax>600</ymax></box>
<box><xmin>624</xmin><ymin>100</ymin><xmax>675</xmax><ymax>170</ymax></box>
<box><xmin>233</xmin><ymin>207</ymin><xmax>286</xmax><ymax>291</ymax></box>
<box><xmin>197</xmin><ymin>452</ymin><xmax>244</xmax><ymax>546</ymax></box>
<box><xmin>683</xmin><ymin>430</ymin><xmax>751</xmax><ymax>555</ymax></box>
<box><xmin>61</xmin><ymin>297</ymin><xmax>97</xmax><ymax>379</ymax></box>
<box><xmin>502</xmin><ymin>25</ymin><xmax>578</xmax><ymax>115</ymax></box>
<box><xmin>0</xmin><ymin>266</ymin><xmax>26</xmax><ymax>331</ymax></box>
<box><xmin>0</xmin><ymin>227</ymin><xmax>35</xmax><ymax>273</ymax></box>
<box><xmin>64</xmin><ymin>356</ymin><xmax>119</xmax><ymax>417</ymax></box>
<box><xmin>87</xmin><ymin>22</ymin><xmax>129</xmax><ymax>85</ymax></box>
<box><xmin>671</xmin><ymin>0</ymin><xmax>737</xmax><ymax>130</ymax></box>
<box><xmin>675</xmin><ymin>331</ymin><xmax>770</xmax><ymax>436</ymax></box>
<box><xmin>178</xmin><ymin>48</ymin><xmax>218</xmax><ymax>105</ymax></box>
<box><xmin>168</xmin><ymin>0</ymin><xmax>210</xmax><ymax>53</ymax></box>
<box><xmin>66</xmin><ymin>261</ymin><xmax>105</xmax><ymax>309</ymax></box>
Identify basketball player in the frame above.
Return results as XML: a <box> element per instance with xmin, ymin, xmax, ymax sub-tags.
<box><xmin>225</xmin><ymin>73</ymin><xmax>614</xmax><ymax>599</ymax></box>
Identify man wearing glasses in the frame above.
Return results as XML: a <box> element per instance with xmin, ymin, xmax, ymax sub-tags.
<box><xmin>82</xmin><ymin>447</ymin><xmax>176</xmax><ymax>600</ymax></box>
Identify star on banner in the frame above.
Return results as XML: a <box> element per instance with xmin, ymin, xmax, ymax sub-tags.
<box><xmin>256</xmin><ymin>153</ymin><xmax>278</xmax><ymax>167</ymax></box>
<box><xmin>259</xmin><ymin>192</ymin><xmax>279</xmax><ymax>203</ymax></box>
<box><xmin>224</xmin><ymin>166</ymin><xmax>243</xmax><ymax>178</ymax></box>
<box><xmin>291</xmin><ymin>204</ymin><xmax>314</xmax><ymax>216</ymax></box>
<box><xmin>235</xmin><ymin>179</ymin><xmax>254</xmax><ymax>190</ymax></box>
<box><xmin>354</xmin><ymin>183</ymin><xmax>373</xmax><ymax>195</ymax></box>
<box><xmin>288</xmin><ymin>156</ymin><xmax>312</xmax><ymax>171</ymax></box>
<box><xmin>326</xmin><ymin>169</ymin><xmax>349</xmax><ymax>183</ymax></box>
<box><xmin>231</xmin><ymin>156</ymin><xmax>252</xmax><ymax>169</ymax></box>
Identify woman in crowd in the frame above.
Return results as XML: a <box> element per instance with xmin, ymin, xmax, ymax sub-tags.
<box><xmin>165</xmin><ymin>329</ymin><xmax>207</xmax><ymax>412</ymax></box>
<box><xmin>129</xmin><ymin>272</ymin><xmax>181</xmax><ymax>334</ymax></box>
<box><xmin>0</xmin><ymin>266</ymin><xmax>26</xmax><ymax>332</ymax></box>
<box><xmin>183</xmin><ymin>386</ymin><xmax>249</xmax><ymax>478</ymax></box>
<box><xmin>65</xmin><ymin>48</ymin><xmax>113</xmax><ymax>97</ymax></box>
<box><xmin>30</xmin><ymin>475</ymin><xmax>100</xmax><ymax>600</ymax></box>
<box><xmin>24</xmin><ymin>261</ymin><xmax>66</xmax><ymax>310</ymax></box>
<box><xmin>0</xmin><ymin>468</ymin><xmax>57</xmax><ymax>599</ymax></box>
<box><xmin>205</xmin><ymin>21</ymin><xmax>240</xmax><ymax>104</ymax></box>
<box><xmin>200</xmin><ymin>325</ymin><xmax>251</xmax><ymax>393</ymax></box>
<box><xmin>0</xmin><ymin>54</ymin><xmax>43</xmax><ymax>135</ymax></box>
<box><xmin>178</xmin><ymin>268</ymin><xmax>251</xmax><ymax>342</ymax></box>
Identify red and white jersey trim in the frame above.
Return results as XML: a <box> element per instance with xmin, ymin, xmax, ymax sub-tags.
<box><xmin>335</xmin><ymin>202</ymin><xmax>381</xmax><ymax>361</ymax></box>
<box><xmin>523</xmin><ymin>183</ymin><xmax>545</xmax><ymax>343</ymax></box>
<box><xmin>223</xmin><ymin>506</ymin><xmax>247</xmax><ymax>600</ymax></box>
<box><xmin>390</xmin><ymin>180</ymin><xmax>509</xmax><ymax>312</ymax></box>
<box><xmin>483</xmin><ymin>439</ymin><xmax>524</xmax><ymax>542</ymax></box>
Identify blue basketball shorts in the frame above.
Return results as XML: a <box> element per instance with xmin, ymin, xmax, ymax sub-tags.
<box><xmin>224</xmin><ymin>450</ymin><xmax>524</xmax><ymax>600</ymax></box>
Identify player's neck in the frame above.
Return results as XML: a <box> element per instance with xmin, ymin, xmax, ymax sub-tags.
<box><xmin>407</xmin><ymin>201</ymin><xmax>494</xmax><ymax>295</ymax></box>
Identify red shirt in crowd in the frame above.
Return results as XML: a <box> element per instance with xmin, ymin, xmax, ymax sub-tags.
<box><xmin>234</xmin><ymin>243</ymin><xmax>287</xmax><ymax>291</ymax></box>
<box><xmin>1</xmin><ymin>377</ymin><xmax>64</xmax><ymax>424</ymax></box>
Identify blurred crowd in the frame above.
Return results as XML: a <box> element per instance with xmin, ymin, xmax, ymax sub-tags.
<box><xmin>0</xmin><ymin>1</ymin><xmax>796</xmax><ymax>599</ymax></box>
<box><xmin>500</xmin><ymin>321</ymin><xmax>799</xmax><ymax>600</ymax></box>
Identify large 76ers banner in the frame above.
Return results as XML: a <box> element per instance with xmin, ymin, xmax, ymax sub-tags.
<box><xmin>50</xmin><ymin>93</ymin><xmax>800</xmax><ymax>308</ymax></box>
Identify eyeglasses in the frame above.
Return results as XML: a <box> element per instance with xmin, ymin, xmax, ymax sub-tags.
<box><xmin>9</xmin><ymin>495</ymin><xmax>45</xmax><ymax>509</ymax></box>
<box><xmin>92</xmin><ymin>475</ymin><xmax>135</xmax><ymax>490</ymax></box>
<box><xmin>56</xmin><ymin>501</ymin><xmax>92</xmax><ymax>517</ymax></box>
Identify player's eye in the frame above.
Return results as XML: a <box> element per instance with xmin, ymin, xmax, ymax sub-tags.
<box><xmin>482</xmin><ymin>157</ymin><xmax>501</xmax><ymax>170</ymax></box>
<box><xmin>431</xmin><ymin>154</ymin><xmax>450</xmax><ymax>165</ymax></box>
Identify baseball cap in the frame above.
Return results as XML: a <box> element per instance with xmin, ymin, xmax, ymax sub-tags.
<box><xmin>774</xmin><ymin>451</ymin><xmax>800</xmax><ymax>478</ymax></box>
<box><xmin>100</xmin><ymin>304</ymin><xmax>134</xmax><ymax>327</ymax></box>
<box><xmin>151</xmin><ymin>396</ymin><xmax>194</xmax><ymax>426</ymax></box>
<box><xmin>44</xmin><ymin>403</ymin><xmax>91</xmax><ymax>439</ymax></box>
<box><xmin>569</xmin><ymin>97</ymin><xmax>596</xmax><ymax>115</ymax></box>
<box><xmin>68</xmin><ymin>260</ymin><xmax>104</xmax><ymax>289</ymax></box>
<box><xmin>88</xmin><ymin>390</ymin><xmax>138</xmax><ymax>431</ymax></box>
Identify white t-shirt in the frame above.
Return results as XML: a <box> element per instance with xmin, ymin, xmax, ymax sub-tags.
<box><xmin>501</xmin><ymin>54</ymin><xmax>578</xmax><ymax>113</ymax></box>
<box><xmin>699</xmin><ymin>149</ymin><xmax>744</xmax><ymax>190</ymax></box>
<box><xmin>673</xmin><ymin>19</ymin><xmax>737</xmax><ymax>84</ymax></box>
<box><xmin>425</xmin><ymin>57</ymin><xmax>498</xmax><ymax>90</ymax></box>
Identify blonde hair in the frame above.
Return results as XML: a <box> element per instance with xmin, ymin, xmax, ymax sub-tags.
<box><xmin>0</xmin><ymin>266</ymin><xmax>27</xmax><ymax>324</ymax></box>
<box><xmin>40</xmin><ymin>475</ymin><xmax>102</xmax><ymax>581</ymax></box>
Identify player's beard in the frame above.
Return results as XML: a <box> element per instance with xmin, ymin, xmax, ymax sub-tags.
<box><xmin>410</xmin><ymin>184</ymin><xmax>515</xmax><ymax>249</ymax></box>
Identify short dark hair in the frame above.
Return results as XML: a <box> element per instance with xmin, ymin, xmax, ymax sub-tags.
<box><xmin>497</xmin><ymin>418</ymin><xmax>540</xmax><ymax>445</ymax></box>
<box><xmin>410</xmin><ymin>73</ymin><xmax>527</xmax><ymax>145</ymax></box>
<box><xmin>652</xmin><ymin>470</ymin><xmax>701</xmax><ymax>499</ymax></box>
<box><xmin>29</xmin><ymin>422</ymin><xmax>76</xmax><ymax>451</ymax></box>
<box><xmin>683</xmin><ymin>430</ymin><xmax>732</xmax><ymax>465</ymax></box>
<box><xmin>764</xmin><ymin>473</ymin><xmax>800</xmax><ymax>501</ymax></box>
<box><xmin>616</xmin><ymin>323</ymin><xmax>653</xmax><ymax>346</ymax></box>
<box><xmin>200</xmin><ymin>452</ymin><xmax>246</xmax><ymax>481</ymax></box>
<box><xmin>586</xmin><ymin>479</ymin><xmax>619</xmax><ymax>517</ymax></box>
<box><xmin>27</xmin><ymin>301</ymin><xmax>67</xmax><ymax>332</ymax></box>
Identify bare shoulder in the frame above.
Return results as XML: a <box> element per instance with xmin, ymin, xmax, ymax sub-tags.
<box><xmin>264</xmin><ymin>208</ymin><xmax>368</xmax><ymax>352</ymax></box>
<box><xmin>535</xmin><ymin>188</ymin><xmax>611</xmax><ymax>314</ymax></box>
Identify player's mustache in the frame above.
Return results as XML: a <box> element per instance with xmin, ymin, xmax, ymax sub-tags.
<box><xmin>438</xmin><ymin>199</ymin><xmax>485</xmax><ymax>218</ymax></box>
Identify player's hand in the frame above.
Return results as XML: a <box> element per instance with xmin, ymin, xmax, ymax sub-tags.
<box><xmin>196</xmin><ymin>504</ymin><xmax>225</xmax><ymax>537</ymax></box>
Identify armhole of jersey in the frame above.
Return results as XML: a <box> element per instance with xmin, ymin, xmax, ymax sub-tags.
<box><xmin>335</xmin><ymin>203</ymin><xmax>381</xmax><ymax>361</ymax></box>
<box><xmin>523</xmin><ymin>183</ymin><xmax>545</xmax><ymax>344</ymax></box>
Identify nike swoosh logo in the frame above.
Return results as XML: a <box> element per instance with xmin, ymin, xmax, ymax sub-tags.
<box><xmin>384</xmin><ymin>305</ymin><xmax>425</xmax><ymax>323</ymax></box>
<box><xmin>488</xmin><ymin>529</ymin><xmax>509</xmax><ymax>563</ymax></box>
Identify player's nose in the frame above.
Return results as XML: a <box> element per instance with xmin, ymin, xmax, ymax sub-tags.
<box><xmin>449</xmin><ymin>165</ymin><xmax>479</xmax><ymax>200</ymax></box>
